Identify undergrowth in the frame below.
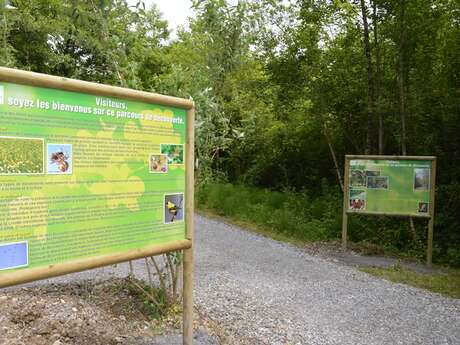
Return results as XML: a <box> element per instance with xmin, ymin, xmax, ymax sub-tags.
<box><xmin>196</xmin><ymin>182</ymin><xmax>460</xmax><ymax>267</ymax></box>
<box><xmin>196</xmin><ymin>182</ymin><xmax>342</xmax><ymax>243</ymax></box>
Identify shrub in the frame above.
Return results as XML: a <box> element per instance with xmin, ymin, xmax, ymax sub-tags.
<box><xmin>196</xmin><ymin>182</ymin><xmax>460</xmax><ymax>267</ymax></box>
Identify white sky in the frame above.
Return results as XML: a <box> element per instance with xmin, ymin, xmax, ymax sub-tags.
<box><xmin>143</xmin><ymin>0</ymin><xmax>193</xmax><ymax>34</ymax></box>
<box><xmin>127</xmin><ymin>0</ymin><xmax>238</xmax><ymax>38</ymax></box>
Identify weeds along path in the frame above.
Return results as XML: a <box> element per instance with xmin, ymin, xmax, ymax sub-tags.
<box><xmin>7</xmin><ymin>214</ymin><xmax>460</xmax><ymax>345</ymax></box>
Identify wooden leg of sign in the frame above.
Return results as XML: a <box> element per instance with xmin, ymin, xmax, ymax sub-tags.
<box><xmin>183</xmin><ymin>105</ymin><xmax>195</xmax><ymax>345</ymax></box>
<box><xmin>183</xmin><ymin>248</ymin><xmax>194</xmax><ymax>345</ymax></box>
<box><xmin>129</xmin><ymin>260</ymin><xmax>134</xmax><ymax>276</ymax></box>
<box><xmin>342</xmin><ymin>157</ymin><xmax>350</xmax><ymax>252</ymax></box>
<box><xmin>427</xmin><ymin>158</ymin><xmax>436</xmax><ymax>267</ymax></box>
<box><xmin>427</xmin><ymin>218</ymin><xmax>433</xmax><ymax>267</ymax></box>
<box><xmin>342</xmin><ymin>212</ymin><xmax>348</xmax><ymax>251</ymax></box>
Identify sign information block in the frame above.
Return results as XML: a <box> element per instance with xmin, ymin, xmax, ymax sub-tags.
<box><xmin>0</xmin><ymin>81</ymin><xmax>187</xmax><ymax>275</ymax></box>
<box><xmin>342</xmin><ymin>155</ymin><xmax>436</xmax><ymax>265</ymax></box>
<box><xmin>348</xmin><ymin>158</ymin><xmax>433</xmax><ymax>217</ymax></box>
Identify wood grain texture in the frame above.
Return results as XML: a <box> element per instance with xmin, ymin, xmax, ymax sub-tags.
<box><xmin>183</xmin><ymin>106</ymin><xmax>195</xmax><ymax>345</ymax></box>
<box><xmin>0</xmin><ymin>240</ymin><xmax>192</xmax><ymax>288</ymax></box>
<box><xmin>0</xmin><ymin>67</ymin><xmax>194</xmax><ymax>110</ymax></box>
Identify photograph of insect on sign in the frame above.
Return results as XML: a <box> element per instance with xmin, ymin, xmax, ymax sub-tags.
<box><xmin>47</xmin><ymin>144</ymin><xmax>72</xmax><ymax>174</ymax></box>
<box><xmin>164</xmin><ymin>193</ymin><xmax>184</xmax><ymax>224</ymax></box>
<box><xmin>149</xmin><ymin>154</ymin><xmax>168</xmax><ymax>173</ymax></box>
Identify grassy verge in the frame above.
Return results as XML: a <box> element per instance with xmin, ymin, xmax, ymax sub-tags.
<box><xmin>360</xmin><ymin>265</ymin><xmax>460</xmax><ymax>299</ymax></box>
<box><xmin>197</xmin><ymin>208</ymin><xmax>308</xmax><ymax>247</ymax></box>
<box><xmin>196</xmin><ymin>183</ymin><xmax>460</xmax><ymax>264</ymax></box>
<box><xmin>196</xmin><ymin>183</ymin><xmax>342</xmax><ymax>243</ymax></box>
<box><xmin>197</xmin><ymin>182</ymin><xmax>460</xmax><ymax>296</ymax></box>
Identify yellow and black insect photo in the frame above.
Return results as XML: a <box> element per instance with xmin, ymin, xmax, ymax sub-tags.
<box><xmin>164</xmin><ymin>193</ymin><xmax>184</xmax><ymax>224</ymax></box>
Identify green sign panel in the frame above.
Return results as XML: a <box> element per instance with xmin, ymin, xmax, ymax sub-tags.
<box><xmin>0</xmin><ymin>81</ymin><xmax>186</xmax><ymax>274</ymax></box>
<box><xmin>348</xmin><ymin>158</ymin><xmax>433</xmax><ymax>216</ymax></box>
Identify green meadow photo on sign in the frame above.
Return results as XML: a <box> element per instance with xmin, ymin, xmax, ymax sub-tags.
<box><xmin>161</xmin><ymin>143</ymin><xmax>184</xmax><ymax>165</ymax></box>
<box><xmin>0</xmin><ymin>136</ymin><xmax>44</xmax><ymax>175</ymax></box>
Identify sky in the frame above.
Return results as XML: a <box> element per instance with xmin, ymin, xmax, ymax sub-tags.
<box><xmin>148</xmin><ymin>0</ymin><xmax>193</xmax><ymax>32</ymax></box>
<box><xmin>127</xmin><ymin>0</ymin><xmax>238</xmax><ymax>38</ymax></box>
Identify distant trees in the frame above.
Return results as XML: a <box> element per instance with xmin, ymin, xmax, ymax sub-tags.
<box><xmin>3</xmin><ymin>0</ymin><xmax>168</xmax><ymax>86</ymax></box>
<box><xmin>2</xmin><ymin>0</ymin><xmax>459</xmax><ymax>264</ymax></box>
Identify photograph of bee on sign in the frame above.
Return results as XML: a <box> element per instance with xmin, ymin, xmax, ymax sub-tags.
<box><xmin>342</xmin><ymin>155</ymin><xmax>437</xmax><ymax>266</ymax></box>
<box><xmin>0</xmin><ymin>67</ymin><xmax>195</xmax><ymax>345</ymax></box>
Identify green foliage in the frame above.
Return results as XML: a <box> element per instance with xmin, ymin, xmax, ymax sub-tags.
<box><xmin>197</xmin><ymin>182</ymin><xmax>342</xmax><ymax>242</ymax></box>
<box><xmin>1</xmin><ymin>0</ymin><xmax>459</xmax><ymax>266</ymax></box>
<box><xmin>127</xmin><ymin>277</ymin><xmax>170</xmax><ymax>319</ymax></box>
<box><xmin>435</xmin><ymin>183</ymin><xmax>460</xmax><ymax>267</ymax></box>
<box><xmin>127</xmin><ymin>252</ymin><xmax>183</xmax><ymax>320</ymax></box>
<box><xmin>5</xmin><ymin>0</ymin><xmax>168</xmax><ymax>86</ymax></box>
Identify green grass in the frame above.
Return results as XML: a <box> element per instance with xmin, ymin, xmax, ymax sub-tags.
<box><xmin>196</xmin><ymin>182</ymin><xmax>342</xmax><ymax>243</ymax></box>
<box><xmin>198</xmin><ymin>208</ymin><xmax>308</xmax><ymax>247</ymax></box>
<box><xmin>196</xmin><ymin>182</ymin><xmax>460</xmax><ymax>268</ymax></box>
<box><xmin>360</xmin><ymin>265</ymin><xmax>460</xmax><ymax>299</ymax></box>
<box><xmin>126</xmin><ymin>277</ymin><xmax>175</xmax><ymax>319</ymax></box>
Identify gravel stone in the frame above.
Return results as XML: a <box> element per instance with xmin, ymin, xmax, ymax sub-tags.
<box><xmin>193</xmin><ymin>215</ymin><xmax>460</xmax><ymax>345</ymax></box>
<box><xmin>147</xmin><ymin>330</ymin><xmax>219</xmax><ymax>345</ymax></box>
<box><xmin>8</xmin><ymin>214</ymin><xmax>460</xmax><ymax>344</ymax></box>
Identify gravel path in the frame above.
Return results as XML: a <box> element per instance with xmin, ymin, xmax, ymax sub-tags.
<box><xmin>194</xmin><ymin>216</ymin><xmax>460</xmax><ymax>345</ymax></box>
<box><xmin>9</xmin><ymin>214</ymin><xmax>460</xmax><ymax>345</ymax></box>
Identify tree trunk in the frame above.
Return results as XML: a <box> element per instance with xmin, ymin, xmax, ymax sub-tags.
<box><xmin>324</xmin><ymin>123</ymin><xmax>344</xmax><ymax>192</ymax></box>
<box><xmin>397</xmin><ymin>0</ymin><xmax>417</xmax><ymax>243</ymax></box>
<box><xmin>373</xmin><ymin>1</ymin><xmax>384</xmax><ymax>155</ymax></box>
<box><xmin>360</xmin><ymin>0</ymin><xmax>375</xmax><ymax>155</ymax></box>
<box><xmin>398</xmin><ymin>0</ymin><xmax>407</xmax><ymax>156</ymax></box>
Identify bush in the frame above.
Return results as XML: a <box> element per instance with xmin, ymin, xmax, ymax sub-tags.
<box><xmin>196</xmin><ymin>183</ymin><xmax>342</xmax><ymax>242</ymax></box>
<box><xmin>196</xmin><ymin>182</ymin><xmax>460</xmax><ymax>267</ymax></box>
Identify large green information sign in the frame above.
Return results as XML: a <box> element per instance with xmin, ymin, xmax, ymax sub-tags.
<box><xmin>0</xmin><ymin>78</ymin><xmax>190</xmax><ymax>278</ymax></box>
<box><xmin>348</xmin><ymin>158</ymin><xmax>433</xmax><ymax>217</ymax></box>
<box><xmin>342</xmin><ymin>155</ymin><xmax>437</xmax><ymax>265</ymax></box>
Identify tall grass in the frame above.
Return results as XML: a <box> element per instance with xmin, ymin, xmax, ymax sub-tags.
<box><xmin>360</xmin><ymin>265</ymin><xmax>460</xmax><ymax>299</ymax></box>
<box><xmin>196</xmin><ymin>182</ymin><xmax>460</xmax><ymax>268</ymax></box>
<box><xmin>196</xmin><ymin>183</ymin><xmax>343</xmax><ymax>242</ymax></box>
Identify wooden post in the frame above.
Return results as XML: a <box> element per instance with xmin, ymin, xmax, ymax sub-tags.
<box><xmin>129</xmin><ymin>260</ymin><xmax>134</xmax><ymax>276</ymax></box>
<box><xmin>0</xmin><ymin>240</ymin><xmax>191</xmax><ymax>288</ymax></box>
<box><xmin>342</xmin><ymin>157</ymin><xmax>350</xmax><ymax>251</ymax></box>
<box><xmin>427</xmin><ymin>158</ymin><xmax>437</xmax><ymax>266</ymax></box>
<box><xmin>183</xmin><ymin>106</ymin><xmax>195</xmax><ymax>345</ymax></box>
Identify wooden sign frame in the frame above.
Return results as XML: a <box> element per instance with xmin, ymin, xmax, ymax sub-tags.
<box><xmin>342</xmin><ymin>155</ymin><xmax>437</xmax><ymax>266</ymax></box>
<box><xmin>0</xmin><ymin>67</ymin><xmax>195</xmax><ymax>345</ymax></box>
